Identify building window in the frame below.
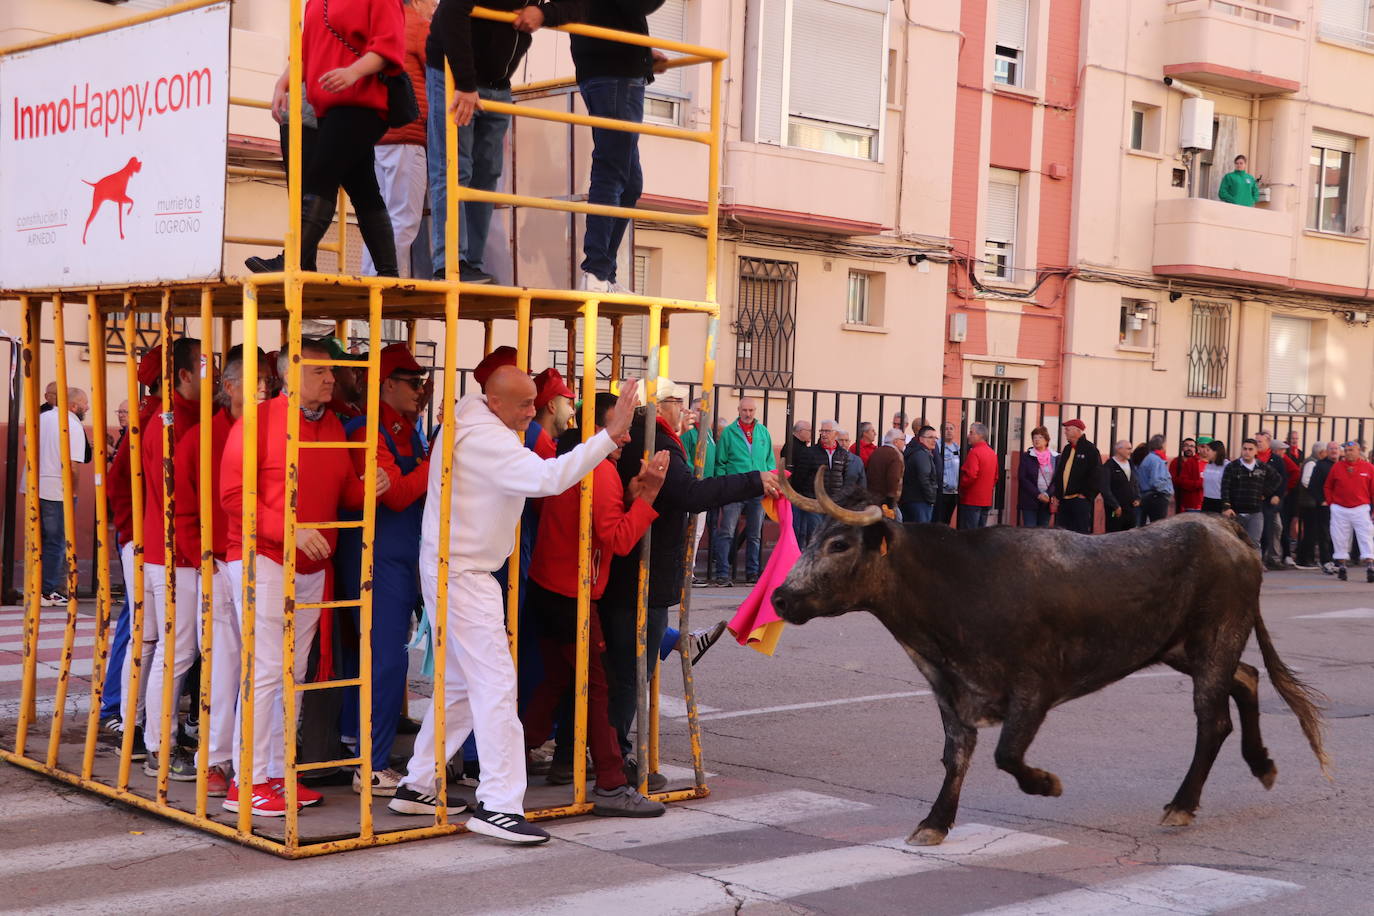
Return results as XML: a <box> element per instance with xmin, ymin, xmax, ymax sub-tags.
<box><xmin>645</xmin><ymin>0</ymin><xmax>688</xmax><ymax>125</ymax></box>
<box><xmin>1309</xmin><ymin>130</ymin><xmax>1355</xmax><ymax>234</ymax></box>
<box><xmin>733</xmin><ymin>257</ymin><xmax>798</xmax><ymax>388</ymax></box>
<box><xmin>1187</xmin><ymin>299</ymin><xmax>1231</xmax><ymax>399</ymax></box>
<box><xmin>1130</xmin><ymin>103</ymin><xmax>1160</xmax><ymax>153</ymax></box>
<box><xmin>845</xmin><ymin>270</ymin><xmax>884</xmax><ymax>326</ymax></box>
<box><xmin>1319</xmin><ymin>0</ymin><xmax>1372</xmax><ymax>45</ymax></box>
<box><xmin>993</xmin><ymin>0</ymin><xmax>1028</xmax><ymax>87</ymax></box>
<box><xmin>1266</xmin><ymin>315</ymin><xmax>1319</xmax><ymax>413</ymax></box>
<box><xmin>983</xmin><ymin>168</ymin><xmax>1021</xmax><ymax>281</ymax></box>
<box><xmin>1119</xmin><ymin>299</ymin><xmax>1153</xmax><ymax>349</ymax></box>
<box><xmin>745</xmin><ymin>0</ymin><xmax>889</xmax><ymax>161</ymax></box>
<box><xmin>104</xmin><ymin>312</ymin><xmax>187</xmax><ymax>361</ymax></box>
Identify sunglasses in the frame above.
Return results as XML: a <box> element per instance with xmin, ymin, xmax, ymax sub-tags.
<box><xmin>390</xmin><ymin>375</ymin><xmax>427</xmax><ymax>391</ymax></box>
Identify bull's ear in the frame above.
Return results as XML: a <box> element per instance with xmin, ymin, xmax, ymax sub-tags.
<box><xmin>861</xmin><ymin>520</ymin><xmax>895</xmax><ymax>556</ymax></box>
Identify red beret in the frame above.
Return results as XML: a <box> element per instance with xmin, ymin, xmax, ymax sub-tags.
<box><xmin>137</xmin><ymin>345</ymin><xmax>162</xmax><ymax>386</ymax></box>
<box><xmin>533</xmin><ymin>367</ymin><xmax>575</xmax><ymax>410</ymax></box>
<box><xmin>1063</xmin><ymin>418</ymin><xmax>1086</xmax><ymax>431</ymax></box>
<box><xmin>473</xmin><ymin>345</ymin><xmax>518</xmax><ymax>391</ymax></box>
<box><xmin>378</xmin><ymin>343</ymin><xmax>425</xmax><ymax>380</ymax></box>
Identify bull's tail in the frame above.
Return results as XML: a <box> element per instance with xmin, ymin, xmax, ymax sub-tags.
<box><xmin>1254</xmin><ymin>612</ymin><xmax>1331</xmax><ymax>778</ymax></box>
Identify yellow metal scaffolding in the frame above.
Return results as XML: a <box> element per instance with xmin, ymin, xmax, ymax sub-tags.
<box><xmin>1</xmin><ymin>0</ymin><xmax>725</xmax><ymax>857</ymax></box>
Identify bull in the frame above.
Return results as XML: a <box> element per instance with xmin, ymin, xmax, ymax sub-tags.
<box><xmin>771</xmin><ymin>472</ymin><xmax>1330</xmax><ymax>846</ymax></box>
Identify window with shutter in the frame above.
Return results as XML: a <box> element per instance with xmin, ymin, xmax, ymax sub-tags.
<box><xmin>1319</xmin><ymin>0</ymin><xmax>1370</xmax><ymax>43</ymax></box>
<box><xmin>646</xmin><ymin>0</ymin><xmax>688</xmax><ymax>125</ymax></box>
<box><xmin>983</xmin><ymin>168</ymin><xmax>1020</xmax><ymax>280</ymax></box>
<box><xmin>994</xmin><ymin>0</ymin><xmax>1029</xmax><ymax>86</ymax></box>
<box><xmin>746</xmin><ymin>0</ymin><xmax>888</xmax><ymax>160</ymax></box>
<box><xmin>1267</xmin><ymin>316</ymin><xmax>1311</xmax><ymax>399</ymax></box>
<box><xmin>1308</xmin><ymin>130</ymin><xmax>1357</xmax><ymax>234</ymax></box>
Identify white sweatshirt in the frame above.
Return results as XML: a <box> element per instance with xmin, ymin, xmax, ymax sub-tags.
<box><xmin>420</xmin><ymin>393</ymin><xmax>617</xmax><ymax>575</ymax></box>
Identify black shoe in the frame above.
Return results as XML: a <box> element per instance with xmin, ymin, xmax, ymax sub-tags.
<box><xmin>387</xmin><ymin>784</ymin><xmax>467</xmax><ymax>816</ymax></box>
<box><xmin>356</xmin><ymin>205</ymin><xmax>399</xmax><ymax>277</ymax></box>
<box><xmin>1338</xmin><ymin>565</ymin><xmax>1348</xmax><ymax>581</ymax></box>
<box><xmin>592</xmin><ymin>784</ymin><xmax>666</xmax><ymax>818</ymax></box>
<box><xmin>130</xmin><ymin>725</ymin><xmax>147</xmax><ymax>762</ymax></box>
<box><xmin>743</xmin><ymin>574</ymin><xmax>759</xmax><ymax>585</ymax></box>
<box><xmin>710</xmin><ymin>578</ymin><xmax>733</xmax><ymax>588</ymax></box>
<box><xmin>623</xmin><ymin>758</ymin><xmax>667</xmax><ymax>793</ymax></box>
<box><xmin>692</xmin><ymin>575</ymin><xmax>708</xmax><ymax>587</ymax></box>
<box><xmin>466</xmin><ymin>803</ymin><xmax>549</xmax><ymax>844</ymax></box>
<box><xmin>144</xmin><ymin>747</ymin><xmax>197</xmax><ymax>782</ymax></box>
<box><xmin>245</xmin><ymin>252</ymin><xmax>284</xmax><ymax>273</ymax></box>
<box><xmin>396</xmin><ymin>716</ymin><xmax>422</xmax><ymax>736</ymax></box>
<box><xmin>680</xmin><ymin>621</ymin><xmax>728</xmax><ymax>665</ymax></box>
<box><xmin>460</xmin><ymin>260</ymin><xmax>494</xmax><ymax>284</ymax></box>
<box><xmin>98</xmin><ymin>715</ymin><xmax>123</xmax><ymax>742</ymax></box>
<box><xmin>1366</xmin><ymin>566</ymin><xmax>1373</xmax><ymax>583</ymax></box>
<box><xmin>545</xmin><ymin>754</ymin><xmax>593</xmax><ymax>785</ymax></box>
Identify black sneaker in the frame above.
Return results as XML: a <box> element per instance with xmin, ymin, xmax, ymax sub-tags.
<box><xmin>244</xmin><ymin>252</ymin><xmax>284</xmax><ymax>273</ymax></box>
<box><xmin>144</xmin><ymin>747</ymin><xmax>197</xmax><ymax>782</ymax></box>
<box><xmin>1338</xmin><ymin>565</ymin><xmax>1348</xmax><ymax>581</ymax></box>
<box><xmin>623</xmin><ymin>758</ymin><xmax>667</xmax><ymax>792</ymax></box>
<box><xmin>459</xmin><ymin>260</ymin><xmax>494</xmax><ymax>284</ymax></box>
<box><xmin>680</xmin><ymin>621</ymin><xmax>728</xmax><ymax>665</ymax></box>
<box><xmin>387</xmin><ymin>784</ymin><xmax>467</xmax><ymax>816</ymax></box>
<box><xmin>98</xmin><ymin>715</ymin><xmax>123</xmax><ymax>743</ymax></box>
<box><xmin>465</xmin><ymin>803</ymin><xmax>549</xmax><ymax>844</ymax></box>
<box><xmin>710</xmin><ymin>578</ymin><xmax>733</xmax><ymax>588</ymax></box>
<box><xmin>592</xmin><ymin>784</ymin><xmax>666</xmax><ymax>818</ymax></box>
<box><xmin>1366</xmin><ymin>566</ymin><xmax>1373</xmax><ymax>583</ymax></box>
<box><xmin>545</xmin><ymin>754</ymin><xmax>593</xmax><ymax>786</ymax></box>
<box><xmin>129</xmin><ymin>725</ymin><xmax>147</xmax><ymax>762</ymax></box>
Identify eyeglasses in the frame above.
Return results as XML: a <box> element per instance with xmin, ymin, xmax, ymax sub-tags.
<box><xmin>390</xmin><ymin>375</ymin><xmax>426</xmax><ymax>391</ymax></box>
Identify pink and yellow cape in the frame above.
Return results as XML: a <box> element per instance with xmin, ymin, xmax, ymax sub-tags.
<box><xmin>727</xmin><ymin>494</ymin><xmax>802</xmax><ymax>655</ymax></box>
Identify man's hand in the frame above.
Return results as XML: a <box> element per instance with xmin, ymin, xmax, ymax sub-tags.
<box><xmin>319</xmin><ymin>65</ymin><xmax>363</xmax><ymax>94</ymax></box>
<box><xmin>1270</xmin><ymin>495</ymin><xmax>1280</xmax><ymax>506</ymax></box>
<box><xmin>513</xmin><ymin>5</ymin><xmax>545</xmax><ymax>31</ymax></box>
<box><xmin>1132</xmin><ymin>498</ymin><xmax>1140</xmax><ymax>507</ymax></box>
<box><xmin>1049</xmin><ymin>497</ymin><xmax>1059</xmax><ymax>512</ymax></box>
<box><xmin>628</xmin><ymin>450</ymin><xmax>670</xmax><ymax>504</ymax></box>
<box><xmin>298</xmin><ymin>529</ymin><xmax>333</xmax><ymax>562</ymax></box>
<box><xmin>651</xmin><ymin>49</ymin><xmax>670</xmax><ymax>74</ymax></box>
<box><xmin>1037</xmin><ymin>492</ymin><xmax>1050</xmax><ymax>503</ymax></box>
<box><xmin>759</xmin><ymin>470</ymin><xmax>782</xmax><ymax>499</ymax></box>
<box><xmin>1223</xmin><ymin>508</ymin><xmax>1236</xmax><ymax>518</ymax></box>
<box><xmin>271</xmin><ymin>81</ymin><xmax>291</xmax><ymax>124</ymax></box>
<box><xmin>450</xmin><ymin>89</ymin><xmax>480</xmax><ymax>127</ymax></box>
<box><xmin>604</xmin><ymin>378</ymin><xmax>639</xmax><ymax>445</ymax></box>
<box><xmin>1112</xmin><ymin>507</ymin><xmax>1121</xmax><ymax>518</ymax></box>
<box><xmin>373</xmin><ymin>469</ymin><xmax>393</xmax><ymax>499</ymax></box>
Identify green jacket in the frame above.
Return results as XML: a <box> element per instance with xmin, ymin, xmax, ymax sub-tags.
<box><xmin>715</xmin><ymin>420</ymin><xmax>775</xmax><ymax>476</ymax></box>
<box><xmin>1218</xmin><ymin>170</ymin><xmax>1259</xmax><ymax>206</ymax></box>
<box><xmin>681</xmin><ymin>426</ymin><xmax>715</xmax><ymax>477</ymax></box>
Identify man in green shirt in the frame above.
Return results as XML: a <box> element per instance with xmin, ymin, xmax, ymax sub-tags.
<box><xmin>710</xmin><ymin>398</ymin><xmax>775</xmax><ymax>586</ymax></box>
<box><xmin>1218</xmin><ymin>155</ymin><xmax>1261</xmax><ymax>207</ymax></box>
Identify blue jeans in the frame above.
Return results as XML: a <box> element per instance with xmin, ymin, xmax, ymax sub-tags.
<box><xmin>901</xmin><ymin>501</ymin><xmax>934</xmax><ymax>524</ymax></box>
<box><xmin>40</xmin><ymin>499</ymin><xmax>66</xmax><ymax>595</ymax></box>
<box><xmin>792</xmin><ymin>508</ymin><xmax>823</xmax><ymax>548</ymax></box>
<box><xmin>711</xmin><ymin>496</ymin><xmax>764</xmax><ymax>580</ymax></box>
<box><xmin>426</xmin><ymin>68</ymin><xmax>511</xmax><ymax>275</ymax></box>
<box><xmin>1020</xmin><ymin>503</ymin><xmax>1051</xmax><ymax>527</ymax></box>
<box><xmin>578</xmin><ymin>77</ymin><xmax>645</xmax><ymax>282</ymax></box>
<box><xmin>101</xmin><ymin>590</ymin><xmax>132</xmax><ymax>718</ymax></box>
<box><xmin>957</xmin><ymin>505</ymin><xmax>990</xmax><ymax>530</ymax></box>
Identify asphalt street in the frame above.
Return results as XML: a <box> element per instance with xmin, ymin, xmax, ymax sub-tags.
<box><xmin>1</xmin><ymin>569</ymin><xmax>1371</xmax><ymax>914</ymax></box>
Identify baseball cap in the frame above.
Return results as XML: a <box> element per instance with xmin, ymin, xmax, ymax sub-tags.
<box><xmin>378</xmin><ymin>343</ymin><xmax>425</xmax><ymax>380</ymax></box>
<box><xmin>533</xmin><ymin>367</ymin><xmax>575</xmax><ymax>410</ymax></box>
<box><xmin>137</xmin><ymin>345</ymin><xmax>162</xmax><ymax>386</ymax></box>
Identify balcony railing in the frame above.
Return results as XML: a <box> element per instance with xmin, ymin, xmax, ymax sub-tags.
<box><xmin>1319</xmin><ymin>21</ymin><xmax>1374</xmax><ymax>49</ymax></box>
<box><xmin>1267</xmin><ymin>392</ymin><xmax>1326</xmax><ymax>415</ymax></box>
<box><xmin>1166</xmin><ymin>0</ymin><xmax>1301</xmax><ymax>30</ymax></box>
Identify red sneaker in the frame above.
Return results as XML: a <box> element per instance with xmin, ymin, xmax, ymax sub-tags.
<box><xmin>205</xmin><ymin>765</ymin><xmax>230</xmax><ymax>798</ymax></box>
<box><xmin>270</xmin><ymin>777</ymin><xmax>322</xmax><ymax>808</ymax></box>
<box><xmin>221</xmin><ymin>781</ymin><xmax>289</xmax><ymax>817</ymax></box>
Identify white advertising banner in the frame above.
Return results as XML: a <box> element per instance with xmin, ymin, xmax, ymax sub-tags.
<box><xmin>0</xmin><ymin>2</ymin><xmax>230</xmax><ymax>290</ymax></box>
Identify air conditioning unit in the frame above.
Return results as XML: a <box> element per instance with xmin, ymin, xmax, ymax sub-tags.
<box><xmin>1180</xmin><ymin>98</ymin><xmax>1215</xmax><ymax>150</ymax></box>
<box><xmin>949</xmin><ymin>313</ymin><xmax>968</xmax><ymax>343</ymax></box>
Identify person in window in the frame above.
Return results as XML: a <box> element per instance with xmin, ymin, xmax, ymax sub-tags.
<box><xmin>1218</xmin><ymin>154</ymin><xmax>1260</xmax><ymax>207</ymax></box>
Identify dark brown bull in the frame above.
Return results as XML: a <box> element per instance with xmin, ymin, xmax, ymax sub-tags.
<box><xmin>771</xmin><ymin>471</ymin><xmax>1330</xmax><ymax>846</ymax></box>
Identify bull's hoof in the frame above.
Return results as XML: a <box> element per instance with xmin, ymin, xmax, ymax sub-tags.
<box><xmin>906</xmin><ymin>826</ymin><xmax>948</xmax><ymax>846</ymax></box>
<box><xmin>1019</xmin><ymin>769</ymin><xmax>1063</xmax><ymax>797</ymax></box>
<box><xmin>1256</xmin><ymin>762</ymin><xmax>1278</xmax><ymax>790</ymax></box>
<box><xmin>1160</xmin><ymin>806</ymin><xmax>1195</xmax><ymax>827</ymax></box>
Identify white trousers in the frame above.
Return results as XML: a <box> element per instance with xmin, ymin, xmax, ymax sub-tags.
<box><xmin>118</xmin><ymin>541</ymin><xmax>154</xmax><ymax>729</ymax></box>
<box><xmin>361</xmin><ymin>143</ymin><xmax>427</xmax><ymax>278</ymax></box>
<box><xmin>402</xmin><ymin>569</ymin><xmax>525</xmax><ymax>815</ymax></box>
<box><xmin>144</xmin><ymin>565</ymin><xmax>202</xmax><ymax>754</ymax></box>
<box><xmin>230</xmin><ymin>557</ymin><xmax>323</xmax><ymax>783</ymax></box>
<box><xmin>207</xmin><ymin>560</ymin><xmax>241</xmax><ymax>768</ymax></box>
<box><xmin>1329</xmin><ymin>503</ymin><xmax>1373</xmax><ymax>561</ymax></box>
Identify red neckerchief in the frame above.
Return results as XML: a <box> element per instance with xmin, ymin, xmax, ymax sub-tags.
<box><xmin>656</xmin><ymin>415</ymin><xmax>683</xmax><ymax>453</ymax></box>
<box><xmin>740</xmin><ymin>419</ymin><xmax>754</xmax><ymax>445</ymax></box>
<box><xmin>1153</xmin><ymin>448</ymin><xmax>1167</xmax><ymax>462</ymax></box>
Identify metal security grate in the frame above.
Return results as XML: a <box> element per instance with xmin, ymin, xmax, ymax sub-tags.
<box><xmin>734</xmin><ymin>257</ymin><xmax>798</xmax><ymax>388</ymax></box>
<box><xmin>1187</xmin><ymin>299</ymin><xmax>1231</xmax><ymax>398</ymax></box>
<box><xmin>104</xmin><ymin>311</ymin><xmax>186</xmax><ymax>359</ymax></box>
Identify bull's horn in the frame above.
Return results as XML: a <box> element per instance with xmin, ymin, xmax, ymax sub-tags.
<box><xmin>777</xmin><ymin>467</ymin><xmax>823</xmax><ymax>515</ymax></box>
<box><xmin>815</xmin><ymin>468</ymin><xmax>884</xmax><ymax>527</ymax></box>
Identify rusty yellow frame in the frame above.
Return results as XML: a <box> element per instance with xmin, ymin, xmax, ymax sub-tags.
<box><xmin>2</xmin><ymin>0</ymin><xmax>724</xmax><ymax>858</ymax></box>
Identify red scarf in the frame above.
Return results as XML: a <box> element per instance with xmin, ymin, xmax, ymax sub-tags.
<box><xmin>657</xmin><ymin>415</ymin><xmax>684</xmax><ymax>454</ymax></box>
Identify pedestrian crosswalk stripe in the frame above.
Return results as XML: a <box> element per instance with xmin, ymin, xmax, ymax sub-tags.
<box><xmin>873</xmin><ymin>821</ymin><xmax>1065</xmax><ymax>859</ymax></box>
<box><xmin>1294</xmin><ymin>607</ymin><xmax>1374</xmax><ymax>619</ymax></box>
<box><xmin>0</xmin><ymin>635</ymin><xmax>98</xmax><ymax>651</ymax></box>
<box><xmin>0</xmin><ymin>659</ymin><xmax>94</xmax><ymax>681</ymax></box>
<box><xmin>655</xmin><ymin>692</ymin><xmax>719</xmax><ymax>717</ymax></box>
<box><xmin>545</xmin><ymin>789</ymin><xmax>865</xmax><ymax>850</ymax></box>
<box><xmin>0</xmin><ymin>622</ymin><xmax>97</xmax><ymax>638</ymax></box>
<box><xmin>0</xmin><ymin>831</ymin><xmax>210</xmax><ymax>880</ymax></box>
<box><xmin>969</xmin><ymin>864</ymin><xmax>1301</xmax><ymax>915</ymax></box>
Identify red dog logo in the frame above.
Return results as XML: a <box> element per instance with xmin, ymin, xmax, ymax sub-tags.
<box><xmin>81</xmin><ymin>156</ymin><xmax>142</xmax><ymax>244</ymax></box>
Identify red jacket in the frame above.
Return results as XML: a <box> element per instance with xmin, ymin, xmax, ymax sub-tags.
<box><xmin>220</xmin><ymin>395</ymin><xmax>367</xmax><ymax>574</ymax></box>
<box><xmin>303</xmin><ymin>0</ymin><xmax>405</xmax><ymax>119</ymax></box>
<box><xmin>377</xmin><ymin>3</ymin><xmax>429</xmax><ymax>145</ymax></box>
<box><xmin>1257</xmin><ymin>449</ymin><xmax>1300</xmax><ymax>493</ymax></box>
<box><xmin>850</xmin><ymin>441</ymin><xmax>877</xmax><ymax>466</ymax></box>
<box><xmin>174</xmin><ymin>410</ymin><xmax>234</xmax><ymax>564</ymax></box>
<box><xmin>533</xmin><ymin>426</ymin><xmax>557</xmax><ymax>460</ymax></box>
<box><xmin>108</xmin><ymin>395</ymin><xmax>159</xmax><ymax>546</ymax></box>
<box><xmin>528</xmin><ymin>458</ymin><xmax>657</xmax><ymax>601</ymax></box>
<box><xmin>959</xmin><ymin>440</ymin><xmax>998</xmax><ymax>508</ymax></box>
<box><xmin>1324</xmin><ymin>459</ymin><xmax>1374</xmax><ymax>509</ymax></box>
<box><xmin>1169</xmin><ymin>455</ymin><xmax>1206</xmax><ymax>512</ymax></box>
<box><xmin>349</xmin><ymin>402</ymin><xmax>429</xmax><ymax>512</ymax></box>
<box><xmin>141</xmin><ymin>390</ymin><xmax>205</xmax><ymax>567</ymax></box>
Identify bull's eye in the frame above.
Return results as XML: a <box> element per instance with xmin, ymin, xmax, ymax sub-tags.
<box><xmin>826</xmin><ymin>538</ymin><xmax>851</xmax><ymax>554</ymax></box>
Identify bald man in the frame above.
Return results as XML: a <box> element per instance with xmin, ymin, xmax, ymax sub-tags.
<box><xmin>391</xmin><ymin>367</ymin><xmax>639</xmax><ymax>845</ymax></box>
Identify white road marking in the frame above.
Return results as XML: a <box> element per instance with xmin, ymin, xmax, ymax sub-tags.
<box><xmin>546</xmin><ymin>789</ymin><xmax>865</xmax><ymax>850</ymax></box>
<box><xmin>0</xmin><ymin>635</ymin><xmax>98</xmax><ymax>652</ymax></box>
<box><xmin>654</xmin><ymin>763</ymin><xmax>716</xmax><ymax>782</ymax></box>
<box><xmin>1294</xmin><ymin>607</ymin><xmax>1374</xmax><ymax>619</ymax></box>
<box><xmin>0</xmin><ymin>622</ymin><xmax>97</xmax><ymax>638</ymax></box>
<box><xmin>691</xmin><ymin>690</ymin><xmax>931</xmax><ymax>721</ymax></box>
<box><xmin>655</xmin><ymin>693</ymin><xmax>719</xmax><ymax>717</ymax></box>
<box><xmin>485</xmin><ymin>874</ymin><xmax>731</xmax><ymax>916</ymax></box>
<box><xmin>0</xmin><ymin>659</ymin><xmax>94</xmax><ymax>681</ymax></box>
<box><xmin>873</xmin><ymin>821</ymin><xmax>1065</xmax><ymax>859</ymax></box>
<box><xmin>970</xmin><ymin>864</ymin><xmax>1300</xmax><ymax>915</ymax></box>
<box><xmin>0</xmin><ymin>831</ymin><xmax>211</xmax><ymax>880</ymax></box>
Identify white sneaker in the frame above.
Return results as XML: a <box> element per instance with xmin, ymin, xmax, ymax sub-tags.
<box><xmin>1283</xmin><ymin>556</ymin><xmax>1297</xmax><ymax>568</ymax></box>
<box><xmin>353</xmin><ymin>766</ymin><xmax>404</xmax><ymax>797</ymax></box>
<box><xmin>579</xmin><ymin>271</ymin><xmax>615</xmax><ymax>293</ymax></box>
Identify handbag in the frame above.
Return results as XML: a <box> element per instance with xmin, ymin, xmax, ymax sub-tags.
<box><xmin>320</xmin><ymin>0</ymin><xmax>420</xmax><ymax>129</ymax></box>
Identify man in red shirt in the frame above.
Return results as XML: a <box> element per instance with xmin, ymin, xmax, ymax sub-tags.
<box><xmin>530</xmin><ymin>367</ymin><xmax>575</xmax><ymax>460</ymax></box>
<box><xmin>958</xmin><ymin>422</ymin><xmax>997</xmax><ymax>529</ymax></box>
<box><xmin>522</xmin><ymin>394</ymin><xmax>667</xmax><ymax>817</ymax></box>
<box><xmin>1169</xmin><ymin>437</ymin><xmax>1206</xmax><ymax>513</ymax></box>
<box><xmin>140</xmin><ymin>337</ymin><xmax>206</xmax><ymax>778</ymax></box>
<box><xmin>172</xmin><ymin>345</ymin><xmax>265</xmax><ymax>796</ymax></box>
<box><xmin>1323</xmin><ymin>441</ymin><xmax>1374</xmax><ymax>582</ymax></box>
<box><xmin>220</xmin><ymin>338</ymin><xmax>389</xmax><ymax>816</ymax></box>
<box><xmin>338</xmin><ymin>344</ymin><xmax>431</xmax><ymax>797</ymax></box>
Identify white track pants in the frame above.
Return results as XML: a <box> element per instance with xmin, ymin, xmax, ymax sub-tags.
<box><xmin>402</xmin><ymin>569</ymin><xmax>526</xmax><ymax>815</ymax></box>
<box><xmin>361</xmin><ymin>143</ymin><xmax>427</xmax><ymax>277</ymax></box>
<box><xmin>207</xmin><ymin>560</ymin><xmax>241</xmax><ymax>768</ymax></box>
<box><xmin>231</xmin><ymin>557</ymin><xmax>322</xmax><ymax>783</ymax></box>
<box><xmin>118</xmin><ymin>541</ymin><xmax>154</xmax><ymax>729</ymax></box>
<box><xmin>144</xmin><ymin>565</ymin><xmax>202</xmax><ymax>754</ymax></box>
<box><xmin>1329</xmin><ymin>503</ymin><xmax>1373</xmax><ymax>562</ymax></box>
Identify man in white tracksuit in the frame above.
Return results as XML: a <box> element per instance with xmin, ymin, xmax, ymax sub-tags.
<box><xmin>389</xmin><ymin>366</ymin><xmax>639</xmax><ymax>844</ymax></box>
